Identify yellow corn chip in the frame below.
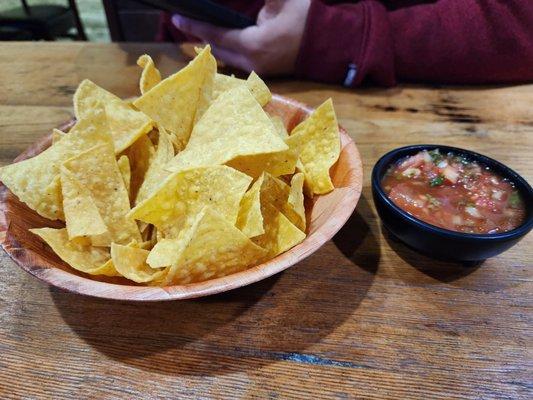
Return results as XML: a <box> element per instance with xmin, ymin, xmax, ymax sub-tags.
<box><xmin>129</xmin><ymin>165</ymin><xmax>252</xmax><ymax>239</ymax></box>
<box><xmin>52</xmin><ymin>129</ymin><xmax>66</xmax><ymax>144</ymax></box>
<box><xmin>226</xmin><ymin>147</ymin><xmax>297</xmax><ymax>179</ymax></box>
<box><xmin>60</xmin><ymin>166</ymin><xmax>108</xmax><ymax>241</ymax></box>
<box><xmin>260</xmin><ymin>173</ymin><xmax>291</xmax><ymax>211</ymax></box>
<box><xmin>30</xmin><ymin>228</ymin><xmax>118</xmax><ymax>276</ymax></box>
<box><xmin>212</xmin><ymin>71</ymin><xmax>271</xmax><ymax>106</ymax></box>
<box><xmin>252</xmin><ymin>203</ymin><xmax>305</xmax><ymax>258</ymax></box>
<box><xmin>0</xmin><ymin>119</ymin><xmax>111</xmax><ymax>220</ymax></box>
<box><xmin>123</xmin><ymin>134</ymin><xmax>155</xmax><ymax>202</ymax></box>
<box><xmin>104</xmin><ymin>100</ymin><xmax>153</xmax><ymax>153</ymax></box>
<box><xmin>117</xmin><ymin>155</ymin><xmax>131</xmax><ymax>196</ymax></box>
<box><xmin>43</xmin><ymin>175</ymin><xmax>63</xmax><ymax>217</ymax></box>
<box><xmin>161</xmin><ymin>207</ymin><xmax>267</xmax><ymax>285</ymax></box>
<box><xmin>195</xmin><ymin>48</ymin><xmax>217</xmax><ymax>125</ymax></box>
<box><xmin>286</xmin><ymin>98</ymin><xmax>340</xmax><ymax>195</ymax></box>
<box><xmin>74</xmin><ymin>79</ymin><xmax>153</xmax><ymax>153</ymax></box>
<box><xmin>236</xmin><ymin>173</ymin><xmax>291</xmax><ymax>238</ymax></box>
<box><xmin>111</xmin><ymin>243</ymin><xmax>167</xmax><ymax>283</ymax></box>
<box><xmin>225</xmin><ymin>116</ymin><xmax>296</xmax><ymax>178</ymax></box>
<box><xmin>135</xmin><ymin>128</ymin><xmax>174</xmax><ymax>204</ymax></box>
<box><xmin>133</xmin><ymin>46</ymin><xmax>216</xmax><ymax>145</ymax></box>
<box><xmin>236</xmin><ymin>178</ymin><xmax>264</xmax><ymax>238</ymax></box>
<box><xmin>246</xmin><ymin>71</ymin><xmax>271</xmax><ymax>106</ymax></box>
<box><xmin>286</xmin><ymin>172</ymin><xmax>306</xmax><ymax>231</ymax></box>
<box><xmin>74</xmin><ymin>79</ymin><xmax>116</xmax><ymax>118</ymax></box>
<box><xmin>270</xmin><ymin>116</ymin><xmax>288</xmax><ymax>139</ymax></box>
<box><xmin>146</xmin><ymin>238</ymin><xmax>183</xmax><ymax>268</ymax></box>
<box><xmin>167</xmin><ymin>85</ymin><xmax>287</xmax><ymax>173</ymax></box>
<box><xmin>296</xmin><ymin>159</ymin><xmax>306</xmax><ymax>173</ymax></box>
<box><xmin>212</xmin><ymin>73</ymin><xmax>241</xmax><ymax>100</ymax></box>
<box><xmin>137</xmin><ymin>54</ymin><xmax>161</xmax><ymax>94</ymax></box>
<box><xmin>63</xmin><ymin>142</ymin><xmax>141</xmax><ymax>246</ymax></box>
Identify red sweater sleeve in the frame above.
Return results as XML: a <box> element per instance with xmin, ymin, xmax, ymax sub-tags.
<box><xmin>295</xmin><ymin>0</ymin><xmax>533</xmax><ymax>86</ymax></box>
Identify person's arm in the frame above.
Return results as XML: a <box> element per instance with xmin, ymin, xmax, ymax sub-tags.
<box><xmin>298</xmin><ymin>0</ymin><xmax>533</xmax><ymax>86</ymax></box>
<box><xmin>171</xmin><ymin>0</ymin><xmax>533</xmax><ymax>86</ymax></box>
<box><xmin>389</xmin><ymin>0</ymin><xmax>533</xmax><ymax>84</ymax></box>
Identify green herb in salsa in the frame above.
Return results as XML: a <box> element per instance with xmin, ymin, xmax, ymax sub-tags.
<box><xmin>509</xmin><ymin>191</ymin><xmax>522</xmax><ymax>208</ymax></box>
<box><xmin>428</xmin><ymin>149</ymin><xmax>443</xmax><ymax>164</ymax></box>
<box><xmin>429</xmin><ymin>175</ymin><xmax>444</xmax><ymax>187</ymax></box>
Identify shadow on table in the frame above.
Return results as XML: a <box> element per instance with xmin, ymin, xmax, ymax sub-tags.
<box><xmin>382</xmin><ymin>226</ymin><xmax>483</xmax><ymax>283</ymax></box>
<box><xmin>52</xmin><ymin>195</ymin><xmax>380</xmax><ymax>377</ymax></box>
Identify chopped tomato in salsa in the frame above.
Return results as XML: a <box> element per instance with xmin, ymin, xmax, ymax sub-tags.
<box><xmin>382</xmin><ymin>149</ymin><xmax>526</xmax><ymax>234</ymax></box>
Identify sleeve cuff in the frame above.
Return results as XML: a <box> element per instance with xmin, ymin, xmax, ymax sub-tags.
<box><xmin>295</xmin><ymin>0</ymin><xmax>396</xmax><ymax>87</ymax></box>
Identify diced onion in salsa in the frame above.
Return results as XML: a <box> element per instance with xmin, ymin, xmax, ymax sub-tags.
<box><xmin>382</xmin><ymin>149</ymin><xmax>526</xmax><ymax>234</ymax></box>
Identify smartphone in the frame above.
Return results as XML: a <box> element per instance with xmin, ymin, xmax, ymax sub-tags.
<box><xmin>134</xmin><ymin>0</ymin><xmax>255</xmax><ymax>29</ymax></box>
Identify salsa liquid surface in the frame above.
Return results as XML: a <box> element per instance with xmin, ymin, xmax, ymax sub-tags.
<box><xmin>382</xmin><ymin>149</ymin><xmax>526</xmax><ymax>234</ymax></box>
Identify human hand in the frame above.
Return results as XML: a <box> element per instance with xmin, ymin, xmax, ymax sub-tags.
<box><xmin>172</xmin><ymin>0</ymin><xmax>311</xmax><ymax>76</ymax></box>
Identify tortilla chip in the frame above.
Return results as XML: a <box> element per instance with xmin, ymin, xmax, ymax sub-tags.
<box><xmin>74</xmin><ymin>79</ymin><xmax>153</xmax><ymax>153</ymax></box>
<box><xmin>123</xmin><ymin>134</ymin><xmax>155</xmax><ymax>202</ymax></box>
<box><xmin>212</xmin><ymin>73</ymin><xmax>241</xmax><ymax>100</ymax></box>
<box><xmin>166</xmin><ymin>85</ymin><xmax>287</xmax><ymax>173</ymax></box>
<box><xmin>0</xmin><ymin>119</ymin><xmax>111</xmax><ymax>220</ymax></box>
<box><xmin>236</xmin><ymin>177</ymin><xmax>264</xmax><ymax>238</ymax></box>
<box><xmin>195</xmin><ymin>48</ymin><xmax>217</xmax><ymax>125</ymax></box>
<box><xmin>259</xmin><ymin>173</ymin><xmax>291</xmax><ymax>211</ymax></box>
<box><xmin>160</xmin><ymin>207</ymin><xmax>267</xmax><ymax>285</ymax></box>
<box><xmin>52</xmin><ymin>129</ymin><xmax>66</xmax><ymax>144</ymax></box>
<box><xmin>62</xmin><ymin>142</ymin><xmax>141</xmax><ymax>246</ymax></box>
<box><xmin>117</xmin><ymin>155</ymin><xmax>131</xmax><ymax>196</ymax></box>
<box><xmin>286</xmin><ymin>98</ymin><xmax>340</xmax><ymax>195</ymax></box>
<box><xmin>212</xmin><ymin>72</ymin><xmax>271</xmax><ymax>106</ymax></box>
<box><xmin>128</xmin><ymin>165</ymin><xmax>252</xmax><ymax>239</ymax></box>
<box><xmin>137</xmin><ymin>54</ymin><xmax>161</xmax><ymax>94</ymax></box>
<box><xmin>226</xmin><ymin>147</ymin><xmax>297</xmax><ymax>179</ymax></box>
<box><xmin>60</xmin><ymin>166</ymin><xmax>108</xmax><ymax>241</ymax></box>
<box><xmin>73</xmin><ymin>80</ymin><xmax>115</xmax><ymax>119</ymax></box>
<box><xmin>226</xmin><ymin>117</ymin><xmax>296</xmax><ymax>179</ymax></box>
<box><xmin>104</xmin><ymin>100</ymin><xmax>153</xmax><ymax>153</ymax></box>
<box><xmin>135</xmin><ymin>128</ymin><xmax>174</xmax><ymax>204</ymax></box>
<box><xmin>236</xmin><ymin>173</ymin><xmax>291</xmax><ymax>238</ymax></box>
<box><xmin>246</xmin><ymin>71</ymin><xmax>271</xmax><ymax>106</ymax></box>
<box><xmin>270</xmin><ymin>116</ymin><xmax>288</xmax><ymax>139</ymax></box>
<box><xmin>252</xmin><ymin>203</ymin><xmax>305</xmax><ymax>258</ymax></box>
<box><xmin>133</xmin><ymin>46</ymin><xmax>216</xmax><ymax>145</ymax></box>
<box><xmin>146</xmin><ymin>238</ymin><xmax>183</xmax><ymax>268</ymax></box>
<box><xmin>110</xmin><ymin>243</ymin><xmax>167</xmax><ymax>283</ymax></box>
<box><xmin>43</xmin><ymin>175</ymin><xmax>63</xmax><ymax>217</ymax></box>
<box><xmin>30</xmin><ymin>228</ymin><xmax>118</xmax><ymax>276</ymax></box>
<box><xmin>285</xmin><ymin>173</ymin><xmax>306</xmax><ymax>231</ymax></box>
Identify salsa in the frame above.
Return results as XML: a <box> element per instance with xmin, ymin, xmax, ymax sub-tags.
<box><xmin>382</xmin><ymin>149</ymin><xmax>526</xmax><ymax>234</ymax></box>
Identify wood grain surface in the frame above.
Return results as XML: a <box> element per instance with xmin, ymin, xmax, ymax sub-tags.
<box><xmin>0</xmin><ymin>42</ymin><xmax>532</xmax><ymax>399</ymax></box>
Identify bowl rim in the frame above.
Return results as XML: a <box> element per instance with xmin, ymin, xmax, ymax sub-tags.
<box><xmin>0</xmin><ymin>93</ymin><xmax>364</xmax><ymax>301</ymax></box>
<box><xmin>372</xmin><ymin>144</ymin><xmax>533</xmax><ymax>240</ymax></box>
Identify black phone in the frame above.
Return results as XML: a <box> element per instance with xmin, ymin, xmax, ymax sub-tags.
<box><xmin>135</xmin><ymin>0</ymin><xmax>255</xmax><ymax>29</ymax></box>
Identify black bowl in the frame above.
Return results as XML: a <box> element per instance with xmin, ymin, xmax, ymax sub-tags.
<box><xmin>372</xmin><ymin>145</ymin><xmax>533</xmax><ymax>261</ymax></box>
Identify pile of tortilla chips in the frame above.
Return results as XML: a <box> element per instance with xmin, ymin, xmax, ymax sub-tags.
<box><xmin>0</xmin><ymin>46</ymin><xmax>340</xmax><ymax>286</ymax></box>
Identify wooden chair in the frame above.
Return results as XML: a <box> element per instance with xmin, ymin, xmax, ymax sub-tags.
<box><xmin>0</xmin><ymin>0</ymin><xmax>87</xmax><ymax>41</ymax></box>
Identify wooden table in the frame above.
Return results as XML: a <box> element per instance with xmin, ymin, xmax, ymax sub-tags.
<box><xmin>0</xmin><ymin>42</ymin><xmax>531</xmax><ymax>399</ymax></box>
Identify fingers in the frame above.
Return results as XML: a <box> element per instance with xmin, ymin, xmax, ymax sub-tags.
<box><xmin>210</xmin><ymin>45</ymin><xmax>254</xmax><ymax>72</ymax></box>
<box><xmin>172</xmin><ymin>14</ymin><xmax>247</xmax><ymax>52</ymax></box>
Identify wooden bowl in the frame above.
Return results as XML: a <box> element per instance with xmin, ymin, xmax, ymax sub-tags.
<box><xmin>0</xmin><ymin>94</ymin><xmax>363</xmax><ymax>301</ymax></box>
